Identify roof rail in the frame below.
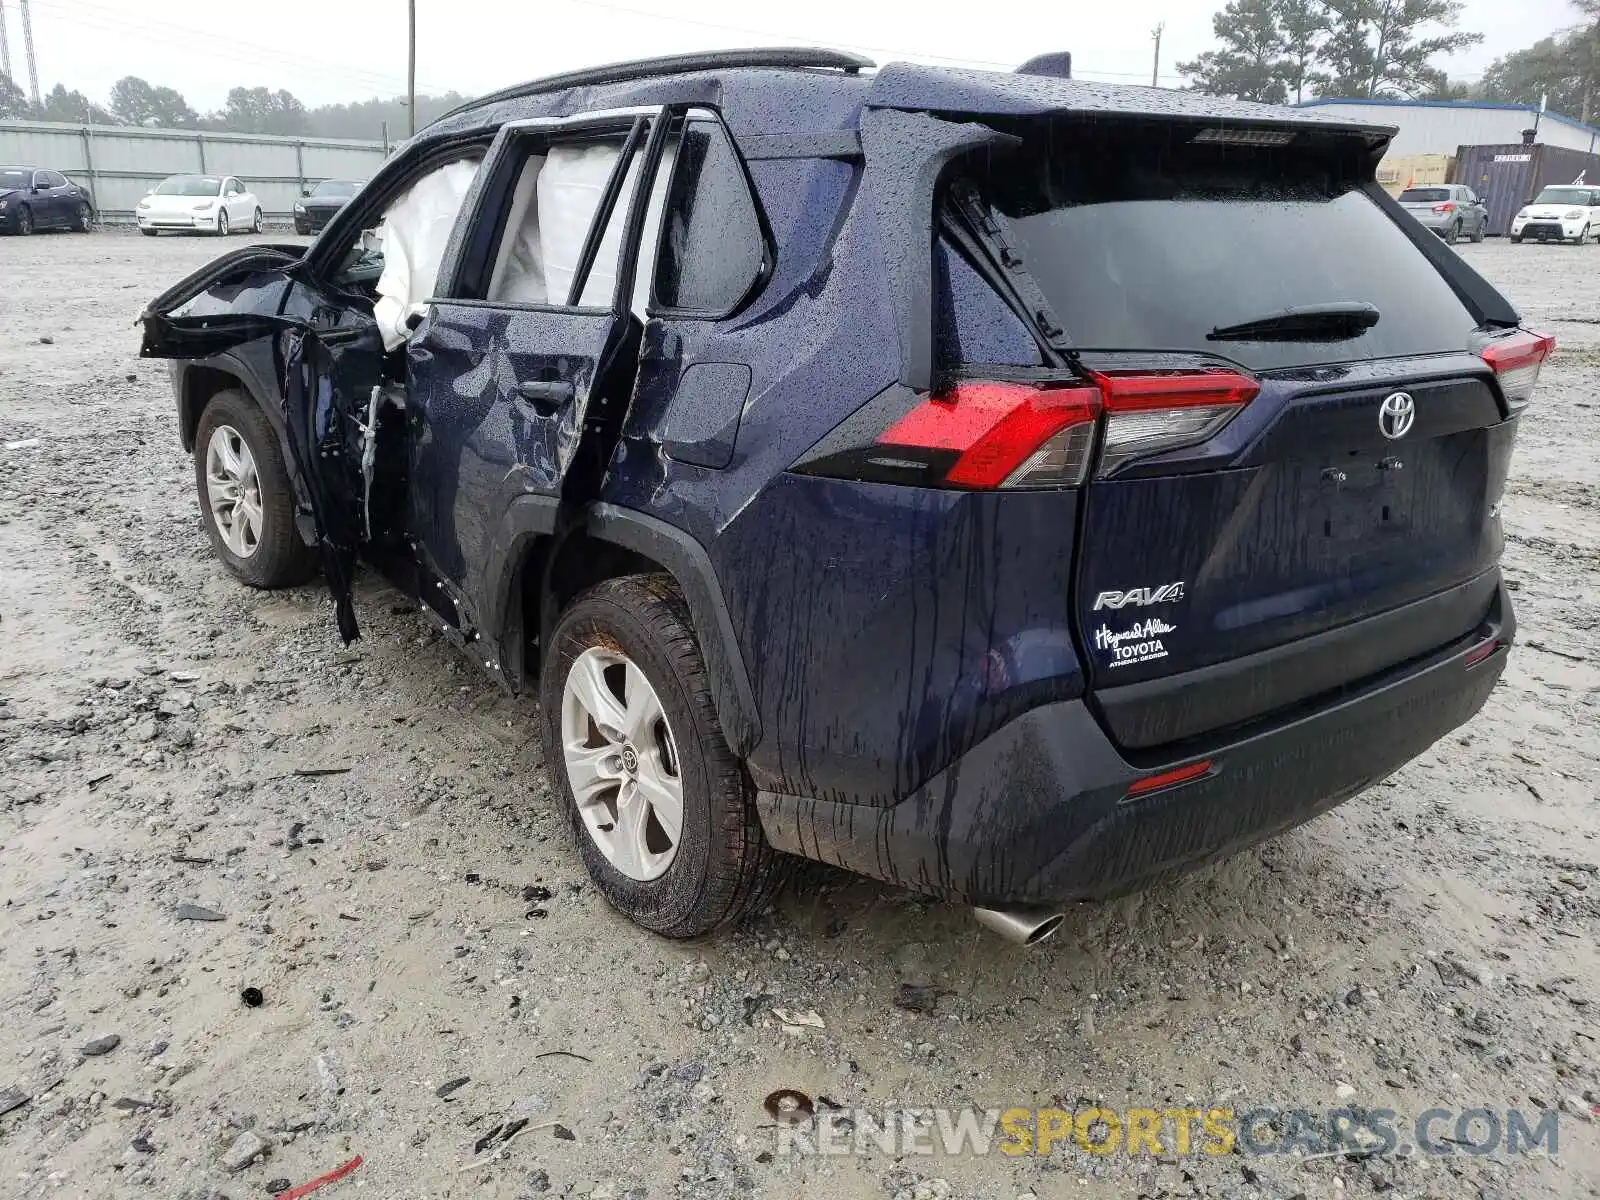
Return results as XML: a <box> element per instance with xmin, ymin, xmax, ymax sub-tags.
<box><xmin>438</xmin><ymin>48</ymin><xmax>875</xmax><ymax>123</ymax></box>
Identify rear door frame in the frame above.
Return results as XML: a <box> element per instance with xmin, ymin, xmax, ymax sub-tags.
<box><xmin>405</xmin><ymin>104</ymin><xmax>676</xmax><ymax>652</ymax></box>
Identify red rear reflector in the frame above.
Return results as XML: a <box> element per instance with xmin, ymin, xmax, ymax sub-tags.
<box><xmin>878</xmin><ymin>381</ymin><xmax>1102</xmax><ymax>489</ymax></box>
<box><xmin>1478</xmin><ymin>329</ymin><xmax>1554</xmax><ymax>410</ymax></box>
<box><xmin>1463</xmin><ymin>638</ymin><xmax>1501</xmax><ymax>669</ymax></box>
<box><xmin>1126</xmin><ymin>758</ymin><xmax>1213</xmax><ymax>798</ymax></box>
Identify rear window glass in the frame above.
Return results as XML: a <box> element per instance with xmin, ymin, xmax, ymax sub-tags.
<box><xmin>969</xmin><ymin>125</ymin><xmax>1478</xmax><ymax>371</ymax></box>
<box><xmin>1398</xmin><ymin>188</ymin><xmax>1451</xmax><ymax>202</ymax></box>
<box><xmin>0</xmin><ymin>168</ymin><xmax>28</xmax><ymax>189</ymax></box>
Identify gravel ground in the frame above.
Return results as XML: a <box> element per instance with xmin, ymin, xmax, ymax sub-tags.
<box><xmin>1</xmin><ymin>229</ymin><xmax>1597</xmax><ymax>1200</ymax></box>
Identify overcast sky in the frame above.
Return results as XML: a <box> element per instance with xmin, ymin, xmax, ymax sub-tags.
<box><xmin>6</xmin><ymin>0</ymin><xmax>1586</xmax><ymax>113</ymax></box>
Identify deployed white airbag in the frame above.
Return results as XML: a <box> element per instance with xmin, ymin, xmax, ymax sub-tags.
<box><xmin>373</xmin><ymin>157</ymin><xmax>481</xmax><ymax>350</ymax></box>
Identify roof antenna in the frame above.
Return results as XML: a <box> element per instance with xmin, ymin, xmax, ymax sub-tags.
<box><xmin>1016</xmin><ymin>52</ymin><xmax>1072</xmax><ymax>80</ymax></box>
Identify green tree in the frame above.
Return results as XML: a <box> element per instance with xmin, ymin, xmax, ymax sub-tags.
<box><xmin>33</xmin><ymin>83</ymin><xmax>117</xmax><ymax>124</ymax></box>
<box><xmin>1178</xmin><ymin>0</ymin><xmax>1291</xmax><ymax>104</ymax></box>
<box><xmin>109</xmin><ymin>76</ymin><xmax>198</xmax><ymax>127</ymax></box>
<box><xmin>0</xmin><ymin>71</ymin><xmax>29</xmax><ymax>119</ymax></box>
<box><xmin>219</xmin><ymin>86</ymin><xmax>309</xmax><ymax>135</ymax></box>
<box><xmin>301</xmin><ymin>92</ymin><xmax>470</xmax><ymax>140</ymax></box>
<box><xmin>1320</xmin><ymin>0</ymin><xmax>1483</xmax><ymax>98</ymax></box>
<box><xmin>1279</xmin><ymin>0</ymin><xmax>1332</xmax><ymax>102</ymax></box>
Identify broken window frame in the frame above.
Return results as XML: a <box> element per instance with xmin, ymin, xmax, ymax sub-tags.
<box><xmin>441</xmin><ymin>105</ymin><xmax>676</xmax><ymax>319</ymax></box>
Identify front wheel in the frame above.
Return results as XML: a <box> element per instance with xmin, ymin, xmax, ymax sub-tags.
<box><xmin>192</xmin><ymin>390</ymin><xmax>318</xmax><ymax>588</ymax></box>
<box><xmin>1471</xmin><ymin>220</ymin><xmax>1486</xmax><ymax>243</ymax></box>
<box><xmin>1510</xmin><ymin>235</ymin><xmax>1522</xmax><ymax>244</ymax></box>
<box><xmin>539</xmin><ymin>575</ymin><xmax>785</xmax><ymax>938</ymax></box>
<box><xmin>215</xmin><ymin>207</ymin><xmax>230</xmax><ymax>236</ymax></box>
<box><xmin>140</xmin><ymin>228</ymin><xmax>158</xmax><ymax>237</ymax></box>
<box><xmin>1446</xmin><ymin>221</ymin><xmax>1461</xmax><ymax>245</ymax></box>
<box><xmin>251</xmin><ymin>207</ymin><xmax>263</xmax><ymax>234</ymax></box>
<box><xmin>14</xmin><ymin>204</ymin><xmax>32</xmax><ymax>235</ymax></box>
<box><xmin>1573</xmin><ymin>225</ymin><xmax>1591</xmax><ymax>246</ymax></box>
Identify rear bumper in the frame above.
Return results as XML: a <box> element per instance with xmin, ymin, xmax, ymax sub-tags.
<box><xmin>757</xmin><ymin>584</ymin><xmax>1512</xmax><ymax>906</ymax></box>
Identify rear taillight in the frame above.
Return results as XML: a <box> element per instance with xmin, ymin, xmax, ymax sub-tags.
<box><xmin>1091</xmin><ymin>369</ymin><xmax>1259</xmax><ymax>476</ymax></box>
<box><xmin>1478</xmin><ymin>328</ymin><xmax>1555</xmax><ymax>411</ymax></box>
<box><xmin>1433</xmin><ymin>202</ymin><xmax>1455</xmax><ymax>214</ymax></box>
<box><xmin>796</xmin><ymin>370</ymin><xmax>1259</xmax><ymax>490</ymax></box>
<box><xmin>878</xmin><ymin>382</ymin><xmax>1102</xmax><ymax>488</ymax></box>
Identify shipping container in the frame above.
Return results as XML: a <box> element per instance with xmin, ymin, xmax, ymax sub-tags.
<box><xmin>1452</xmin><ymin>142</ymin><xmax>1600</xmax><ymax>236</ymax></box>
<box><xmin>1376</xmin><ymin>152</ymin><xmax>1455</xmax><ymax>197</ymax></box>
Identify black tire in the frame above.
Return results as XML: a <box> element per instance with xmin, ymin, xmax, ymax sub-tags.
<box><xmin>72</xmin><ymin>202</ymin><xmax>92</xmax><ymax>232</ymax></box>
<box><xmin>294</xmin><ymin>222</ymin><xmax>310</xmax><ymax>236</ymax></box>
<box><xmin>192</xmin><ymin>389</ymin><xmax>318</xmax><ymax>589</ymax></box>
<box><xmin>215</xmin><ymin>207</ymin><xmax>230</xmax><ymax>236</ymax></box>
<box><xmin>1573</xmin><ymin>225</ymin><xmax>1591</xmax><ymax>246</ymax></box>
<box><xmin>15</xmin><ymin>204</ymin><xmax>32</xmax><ymax>235</ymax></box>
<box><xmin>539</xmin><ymin>575</ymin><xmax>786</xmax><ymax>938</ymax></box>
<box><xmin>251</xmin><ymin>207</ymin><xmax>263</xmax><ymax>234</ymax></box>
<box><xmin>1446</xmin><ymin>221</ymin><xmax>1461</xmax><ymax>245</ymax></box>
<box><xmin>140</xmin><ymin>228</ymin><xmax>158</xmax><ymax>237</ymax></box>
<box><xmin>1510</xmin><ymin>235</ymin><xmax>1522</xmax><ymax>244</ymax></box>
<box><xmin>1471</xmin><ymin>220</ymin><xmax>1486</xmax><ymax>243</ymax></box>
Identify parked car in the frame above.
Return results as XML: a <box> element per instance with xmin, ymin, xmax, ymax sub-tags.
<box><xmin>139</xmin><ymin>49</ymin><xmax>1545</xmax><ymax>943</ymax></box>
<box><xmin>294</xmin><ymin>179</ymin><xmax>365</xmax><ymax>235</ymax></box>
<box><xmin>137</xmin><ymin>174</ymin><xmax>262</xmax><ymax>237</ymax></box>
<box><xmin>0</xmin><ymin>164</ymin><xmax>94</xmax><ymax>234</ymax></box>
<box><xmin>1396</xmin><ymin>184</ymin><xmax>1487</xmax><ymax>244</ymax></box>
<box><xmin>1510</xmin><ymin>184</ymin><xmax>1600</xmax><ymax>244</ymax></box>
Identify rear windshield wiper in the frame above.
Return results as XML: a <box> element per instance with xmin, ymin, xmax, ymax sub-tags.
<box><xmin>1208</xmin><ymin>302</ymin><xmax>1380</xmax><ymax>343</ymax></box>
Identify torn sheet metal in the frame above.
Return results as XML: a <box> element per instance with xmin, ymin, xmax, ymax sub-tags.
<box><xmin>374</xmin><ymin>158</ymin><xmax>482</xmax><ymax>351</ymax></box>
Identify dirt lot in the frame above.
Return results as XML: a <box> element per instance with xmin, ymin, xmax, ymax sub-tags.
<box><xmin>0</xmin><ymin>229</ymin><xmax>1597</xmax><ymax>1200</ymax></box>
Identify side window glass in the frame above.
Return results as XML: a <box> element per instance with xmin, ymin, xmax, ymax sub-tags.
<box><xmin>654</xmin><ymin>120</ymin><xmax>765</xmax><ymax>314</ymax></box>
<box><xmin>33</xmin><ymin>172</ymin><xmax>47</xmax><ymax>188</ymax></box>
<box><xmin>47</xmin><ymin>171</ymin><xmax>66</xmax><ymax>188</ymax></box>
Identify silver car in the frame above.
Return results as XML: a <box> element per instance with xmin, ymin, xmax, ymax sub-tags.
<box><xmin>1397</xmin><ymin>184</ymin><xmax>1487</xmax><ymax>244</ymax></box>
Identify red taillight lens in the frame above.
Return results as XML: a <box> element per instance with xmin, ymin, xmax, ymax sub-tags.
<box><xmin>1478</xmin><ymin>328</ymin><xmax>1555</xmax><ymax>411</ymax></box>
<box><xmin>800</xmin><ymin>370</ymin><xmax>1259</xmax><ymax>490</ymax></box>
<box><xmin>878</xmin><ymin>381</ymin><xmax>1102</xmax><ymax>488</ymax></box>
<box><xmin>1090</xmin><ymin>369</ymin><xmax>1259</xmax><ymax>476</ymax></box>
<box><xmin>1126</xmin><ymin>758</ymin><xmax>1213</xmax><ymax>798</ymax></box>
<box><xmin>1433</xmin><ymin>202</ymin><xmax>1455</xmax><ymax>214</ymax></box>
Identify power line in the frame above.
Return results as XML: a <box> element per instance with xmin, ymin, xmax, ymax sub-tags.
<box><xmin>27</xmin><ymin>0</ymin><xmax>453</xmax><ymax>98</ymax></box>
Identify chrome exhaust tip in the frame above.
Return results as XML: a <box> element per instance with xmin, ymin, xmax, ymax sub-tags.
<box><xmin>973</xmin><ymin>905</ymin><xmax>1066</xmax><ymax>946</ymax></box>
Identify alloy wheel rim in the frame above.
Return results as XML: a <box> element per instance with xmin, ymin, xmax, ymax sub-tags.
<box><xmin>560</xmin><ymin>645</ymin><xmax>683</xmax><ymax>882</ymax></box>
<box><xmin>204</xmin><ymin>424</ymin><xmax>262</xmax><ymax>559</ymax></box>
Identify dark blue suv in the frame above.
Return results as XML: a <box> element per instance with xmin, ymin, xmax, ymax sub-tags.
<box><xmin>141</xmin><ymin>49</ymin><xmax>1550</xmax><ymax>942</ymax></box>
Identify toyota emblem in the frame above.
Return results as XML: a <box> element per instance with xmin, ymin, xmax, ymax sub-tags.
<box><xmin>1379</xmin><ymin>391</ymin><xmax>1415</xmax><ymax>440</ymax></box>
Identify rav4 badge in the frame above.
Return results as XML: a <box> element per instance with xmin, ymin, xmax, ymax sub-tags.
<box><xmin>1092</xmin><ymin>582</ymin><xmax>1186</xmax><ymax>611</ymax></box>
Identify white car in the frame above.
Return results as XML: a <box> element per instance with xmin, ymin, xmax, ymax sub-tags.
<box><xmin>1509</xmin><ymin>184</ymin><xmax>1600</xmax><ymax>245</ymax></box>
<box><xmin>137</xmin><ymin>174</ymin><xmax>263</xmax><ymax>237</ymax></box>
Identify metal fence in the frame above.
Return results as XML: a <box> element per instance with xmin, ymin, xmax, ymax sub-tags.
<box><xmin>0</xmin><ymin>120</ymin><xmax>389</xmax><ymax>220</ymax></box>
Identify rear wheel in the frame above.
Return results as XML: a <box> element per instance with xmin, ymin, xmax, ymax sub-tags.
<box><xmin>215</xmin><ymin>207</ymin><xmax>230</xmax><ymax>236</ymax></box>
<box><xmin>14</xmin><ymin>205</ymin><xmax>32</xmax><ymax>235</ymax></box>
<box><xmin>72</xmin><ymin>202</ymin><xmax>92</xmax><ymax>232</ymax></box>
<box><xmin>140</xmin><ymin>228</ymin><xmax>158</xmax><ymax>237</ymax></box>
<box><xmin>539</xmin><ymin>575</ymin><xmax>785</xmax><ymax>938</ymax></box>
<box><xmin>193</xmin><ymin>390</ymin><xmax>317</xmax><ymax>588</ymax></box>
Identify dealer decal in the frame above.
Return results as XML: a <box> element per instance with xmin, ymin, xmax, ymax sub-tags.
<box><xmin>1096</xmin><ymin>618</ymin><xmax>1176</xmax><ymax>668</ymax></box>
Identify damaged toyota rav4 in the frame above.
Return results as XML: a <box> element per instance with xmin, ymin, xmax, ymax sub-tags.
<box><xmin>141</xmin><ymin>49</ymin><xmax>1550</xmax><ymax>943</ymax></box>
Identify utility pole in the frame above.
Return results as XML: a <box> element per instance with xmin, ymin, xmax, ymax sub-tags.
<box><xmin>406</xmin><ymin>0</ymin><xmax>416</xmax><ymax>138</ymax></box>
<box><xmin>1151</xmin><ymin>22</ymin><xmax>1164</xmax><ymax>88</ymax></box>
<box><xmin>19</xmin><ymin>0</ymin><xmax>39</xmax><ymax>106</ymax></box>
<box><xmin>0</xmin><ymin>2</ymin><xmax>13</xmax><ymax>90</ymax></box>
